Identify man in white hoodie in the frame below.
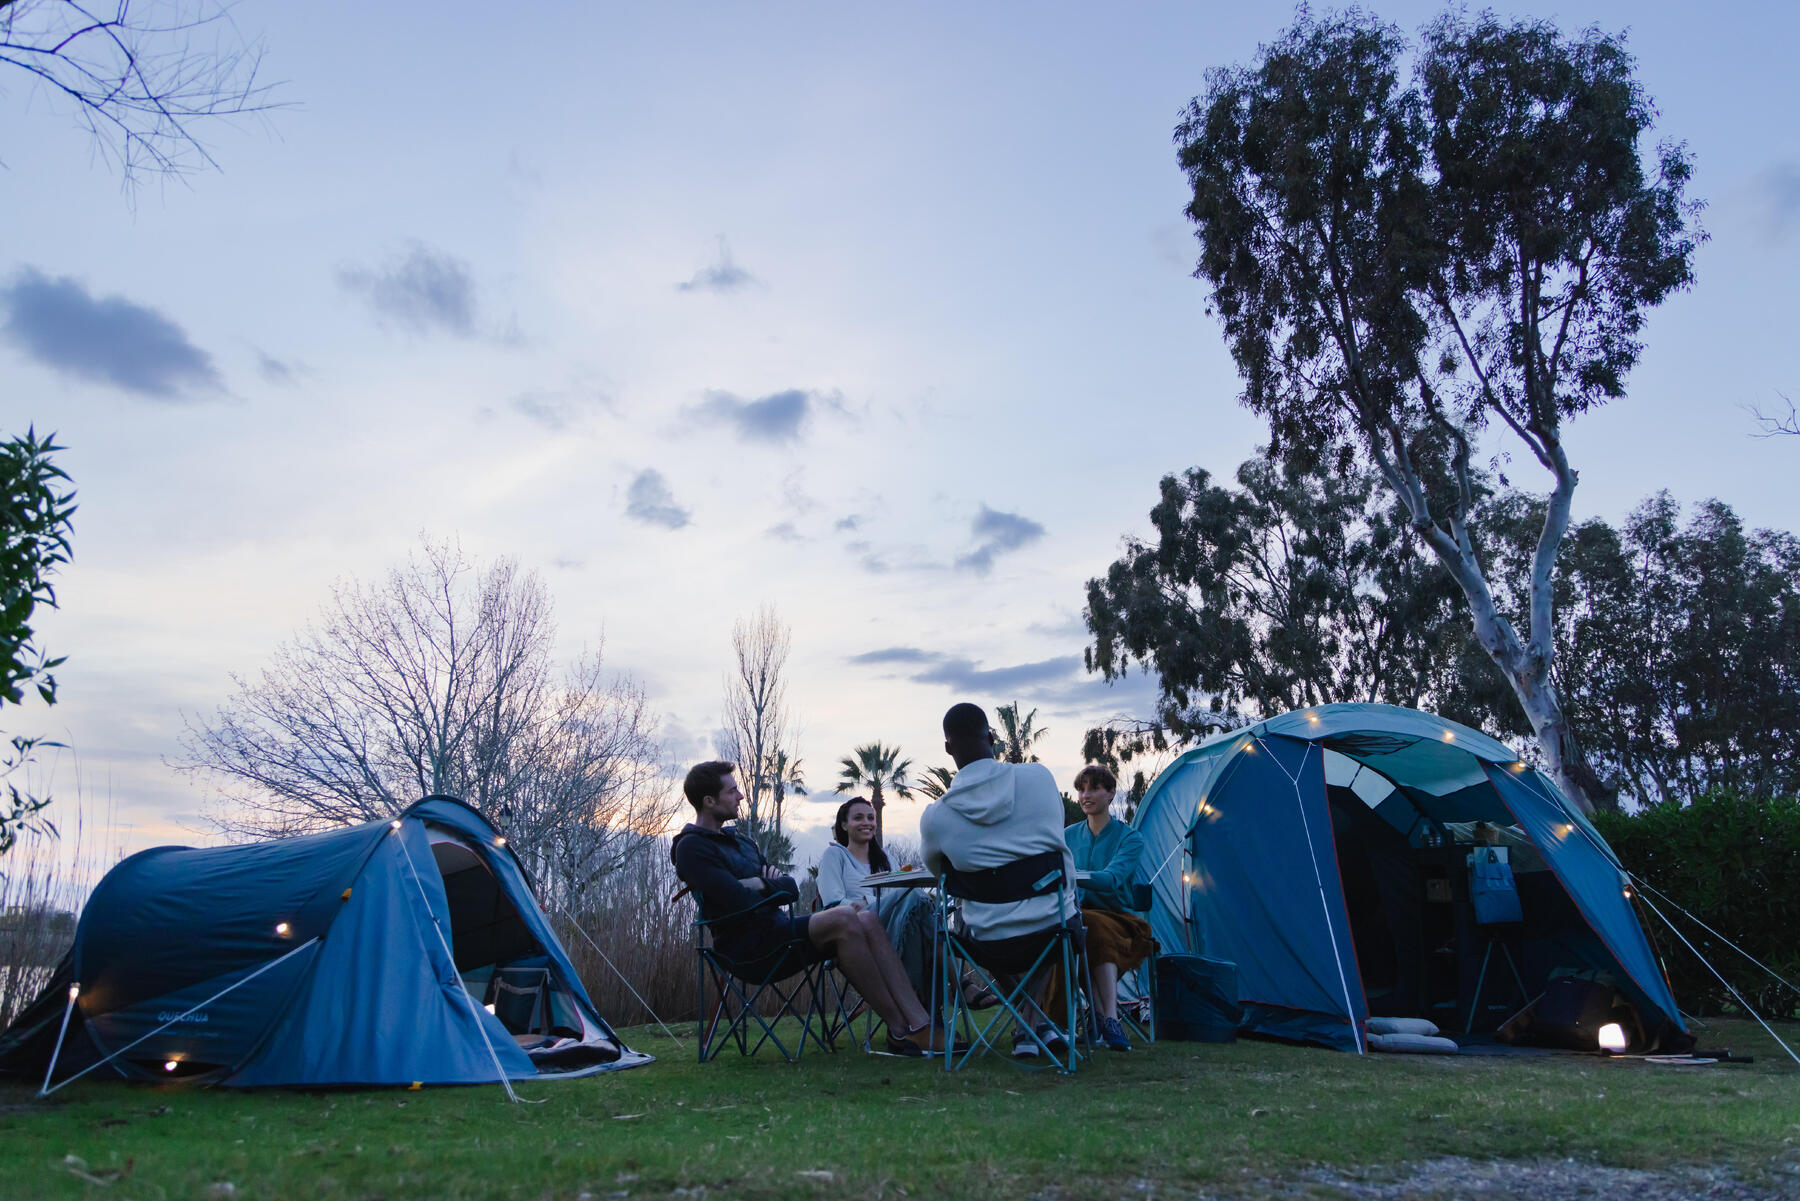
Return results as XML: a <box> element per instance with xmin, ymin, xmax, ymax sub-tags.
<box><xmin>920</xmin><ymin>702</ymin><xmax>1080</xmax><ymax>1057</ymax></box>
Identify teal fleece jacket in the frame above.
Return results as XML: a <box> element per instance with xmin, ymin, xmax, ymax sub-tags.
<box><xmin>1063</xmin><ymin>817</ymin><xmax>1144</xmax><ymax>913</ymax></box>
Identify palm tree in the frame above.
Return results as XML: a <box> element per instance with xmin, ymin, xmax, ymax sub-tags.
<box><xmin>762</xmin><ymin>750</ymin><xmax>807</xmax><ymax>839</ymax></box>
<box><xmin>836</xmin><ymin>742</ymin><xmax>914</xmax><ymax>840</ymax></box>
<box><xmin>993</xmin><ymin>702</ymin><xmax>1048</xmax><ymax>764</ymax></box>
<box><xmin>915</xmin><ymin>765</ymin><xmax>957</xmax><ymax>801</ymax></box>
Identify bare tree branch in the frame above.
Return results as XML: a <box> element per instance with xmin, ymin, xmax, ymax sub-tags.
<box><xmin>0</xmin><ymin>0</ymin><xmax>286</xmax><ymax>189</ymax></box>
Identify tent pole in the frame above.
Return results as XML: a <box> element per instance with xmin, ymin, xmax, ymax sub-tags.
<box><xmin>38</xmin><ymin>983</ymin><xmax>79</xmax><ymax>1098</ymax></box>
<box><xmin>1635</xmin><ymin>890</ymin><xmax>1800</xmax><ymax>1067</ymax></box>
<box><xmin>556</xmin><ymin>909</ymin><xmax>683</xmax><ymax>1048</ymax></box>
<box><xmin>1256</xmin><ymin>736</ymin><xmax>1365</xmax><ymax>1054</ymax></box>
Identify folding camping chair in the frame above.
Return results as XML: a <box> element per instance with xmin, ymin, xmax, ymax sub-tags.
<box><xmin>1114</xmin><ymin>884</ymin><xmax>1159</xmax><ymax>1046</ymax></box>
<box><xmin>1465</xmin><ymin>846</ymin><xmax>1529</xmax><ymax>1034</ymax></box>
<box><xmin>694</xmin><ymin>897</ymin><xmax>847</xmax><ymax>1063</ymax></box>
<box><xmin>937</xmin><ymin>850</ymin><xmax>1086</xmax><ymax>1074</ymax></box>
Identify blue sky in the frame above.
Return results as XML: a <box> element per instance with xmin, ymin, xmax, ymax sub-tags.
<box><xmin>4</xmin><ymin>1</ymin><xmax>1798</xmax><ymax>867</ymax></box>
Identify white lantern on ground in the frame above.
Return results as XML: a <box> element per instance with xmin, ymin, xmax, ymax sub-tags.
<box><xmin>1598</xmin><ymin>1022</ymin><xmax>1628</xmax><ymax>1053</ymax></box>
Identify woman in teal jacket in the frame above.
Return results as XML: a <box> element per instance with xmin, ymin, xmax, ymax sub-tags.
<box><xmin>1065</xmin><ymin>765</ymin><xmax>1155</xmax><ymax>1051</ymax></box>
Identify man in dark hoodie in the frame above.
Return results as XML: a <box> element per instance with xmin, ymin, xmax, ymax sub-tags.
<box><xmin>672</xmin><ymin>760</ymin><xmax>944</xmax><ymax>1056</ymax></box>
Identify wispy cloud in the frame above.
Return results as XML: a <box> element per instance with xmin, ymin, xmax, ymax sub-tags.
<box><xmin>1754</xmin><ymin>162</ymin><xmax>1800</xmax><ymax>242</ymax></box>
<box><xmin>849</xmin><ymin>644</ymin><xmax>1160</xmax><ymax>717</ymax></box>
<box><xmin>955</xmin><ymin>505</ymin><xmax>1046</xmax><ymax>574</ymax></box>
<box><xmin>506</xmin><ymin>387</ymin><xmax>613</xmax><ymax>432</ymax></box>
<box><xmin>0</xmin><ymin>268</ymin><xmax>220</xmax><ymax>399</ymax></box>
<box><xmin>766</xmin><ymin>521</ymin><xmax>804</xmax><ymax>543</ymax></box>
<box><xmin>256</xmin><ymin>351</ymin><xmax>300</xmax><ymax>385</ymax></box>
<box><xmin>690</xmin><ymin>388</ymin><xmax>816</xmax><ymax>444</ymax></box>
<box><xmin>338</xmin><ymin>242</ymin><xmax>478</xmax><ymax>337</ymax></box>
<box><xmin>676</xmin><ymin>237</ymin><xmax>758</xmax><ymax>294</ymax></box>
<box><xmin>625</xmin><ymin>469</ymin><xmax>691</xmax><ymax>529</ymax></box>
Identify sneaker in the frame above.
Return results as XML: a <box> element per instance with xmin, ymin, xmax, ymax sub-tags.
<box><xmin>1011</xmin><ymin>1029</ymin><xmax>1041</xmax><ymax>1059</ymax></box>
<box><xmin>1034</xmin><ymin>1024</ymin><xmax>1069</xmax><ymax>1055</ymax></box>
<box><xmin>1100</xmin><ymin>1016</ymin><xmax>1131</xmax><ymax>1052</ymax></box>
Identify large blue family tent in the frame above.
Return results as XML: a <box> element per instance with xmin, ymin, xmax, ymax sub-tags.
<box><xmin>0</xmin><ymin>796</ymin><xmax>650</xmax><ymax>1089</ymax></box>
<box><xmin>1134</xmin><ymin>704</ymin><xmax>1687</xmax><ymax>1053</ymax></box>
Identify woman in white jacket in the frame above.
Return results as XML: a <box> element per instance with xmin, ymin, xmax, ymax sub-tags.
<box><xmin>818</xmin><ymin>797</ymin><xmax>947</xmax><ymax>1014</ymax></box>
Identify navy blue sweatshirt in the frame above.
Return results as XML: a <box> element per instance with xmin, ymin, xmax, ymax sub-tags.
<box><xmin>670</xmin><ymin>823</ymin><xmax>800</xmax><ymax>944</ymax></box>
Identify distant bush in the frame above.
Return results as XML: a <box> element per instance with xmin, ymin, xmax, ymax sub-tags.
<box><xmin>1594</xmin><ymin>792</ymin><xmax>1800</xmax><ymax>1020</ymax></box>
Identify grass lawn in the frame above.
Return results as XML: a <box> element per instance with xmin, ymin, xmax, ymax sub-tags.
<box><xmin>2</xmin><ymin>1018</ymin><xmax>1796</xmax><ymax>1200</ymax></box>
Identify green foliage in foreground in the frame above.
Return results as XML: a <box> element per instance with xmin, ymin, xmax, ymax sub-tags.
<box><xmin>1</xmin><ymin>1020</ymin><xmax>1795</xmax><ymax>1200</ymax></box>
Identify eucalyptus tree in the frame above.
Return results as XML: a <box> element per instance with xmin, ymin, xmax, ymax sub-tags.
<box><xmin>1084</xmin><ymin>446</ymin><xmax>1494</xmax><ymax>756</ymax></box>
<box><xmin>1175</xmin><ymin>11</ymin><xmax>1701</xmax><ymax>810</ymax></box>
<box><xmin>836</xmin><ymin>742</ymin><xmax>913</xmax><ymax>840</ymax></box>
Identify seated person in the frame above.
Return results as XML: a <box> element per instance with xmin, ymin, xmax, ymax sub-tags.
<box><xmin>1064</xmin><ymin>764</ymin><xmax>1155</xmax><ymax>1052</ymax></box>
<box><xmin>820</xmin><ymin>796</ymin><xmax>986</xmax><ymax>1010</ymax></box>
<box><xmin>920</xmin><ymin>703</ymin><xmax>1079</xmax><ymax>1059</ymax></box>
<box><xmin>672</xmin><ymin>761</ymin><xmax>945</xmax><ymax>1057</ymax></box>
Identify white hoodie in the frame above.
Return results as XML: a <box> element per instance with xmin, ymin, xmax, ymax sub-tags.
<box><xmin>919</xmin><ymin>758</ymin><xmax>1078</xmax><ymax>941</ymax></box>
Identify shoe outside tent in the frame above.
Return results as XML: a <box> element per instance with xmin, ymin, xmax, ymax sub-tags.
<box><xmin>1132</xmin><ymin>703</ymin><xmax>1688</xmax><ymax>1053</ymax></box>
<box><xmin>0</xmin><ymin>796</ymin><xmax>651</xmax><ymax>1092</ymax></box>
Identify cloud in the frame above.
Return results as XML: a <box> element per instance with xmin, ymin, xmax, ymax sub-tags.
<box><xmin>849</xmin><ymin>645</ymin><xmax>1078</xmax><ymax>692</ymax></box>
<box><xmin>338</xmin><ymin>242</ymin><xmax>478</xmax><ymax>337</ymax></box>
<box><xmin>1754</xmin><ymin>163</ymin><xmax>1800</xmax><ymax>242</ymax></box>
<box><xmin>955</xmin><ymin>505</ymin><xmax>1046</xmax><ymax>574</ymax></box>
<box><xmin>624</xmin><ymin>469</ymin><xmax>691</xmax><ymax>529</ymax></box>
<box><xmin>835</xmin><ymin>514</ymin><xmax>863</xmax><ymax>532</ymax></box>
<box><xmin>849</xmin><ymin>647</ymin><xmax>940</xmax><ymax>666</ymax></box>
<box><xmin>766</xmin><ymin>521</ymin><xmax>803</xmax><ymax>543</ymax></box>
<box><xmin>677</xmin><ymin>237</ymin><xmax>758</xmax><ymax>293</ymax></box>
<box><xmin>256</xmin><ymin>351</ymin><xmax>299</xmax><ymax>384</ymax></box>
<box><xmin>506</xmin><ymin>388</ymin><xmax>612</xmax><ymax>431</ymax></box>
<box><xmin>690</xmin><ymin>388</ymin><xmax>813</xmax><ymax>444</ymax></box>
<box><xmin>0</xmin><ymin>268</ymin><xmax>221</xmax><ymax>399</ymax></box>
<box><xmin>848</xmin><ymin>644</ymin><xmax>1163</xmax><ymax>718</ymax></box>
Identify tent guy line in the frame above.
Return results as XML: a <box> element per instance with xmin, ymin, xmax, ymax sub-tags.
<box><xmin>40</xmin><ymin>938</ymin><xmax>322</xmax><ymax>1097</ymax></box>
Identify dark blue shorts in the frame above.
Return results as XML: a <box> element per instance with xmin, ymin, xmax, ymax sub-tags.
<box><xmin>714</xmin><ymin>913</ymin><xmax>819</xmax><ymax>983</ymax></box>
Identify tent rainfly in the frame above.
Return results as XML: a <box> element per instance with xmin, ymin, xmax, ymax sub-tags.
<box><xmin>1132</xmin><ymin>703</ymin><xmax>1689</xmax><ymax>1053</ymax></box>
<box><xmin>0</xmin><ymin>796</ymin><xmax>651</xmax><ymax>1090</ymax></box>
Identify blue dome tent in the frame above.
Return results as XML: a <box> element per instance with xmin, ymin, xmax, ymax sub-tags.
<box><xmin>0</xmin><ymin>796</ymin><xmax>651</xmax><ymax>1090</ymax></box>
<box><xmin>1133</xmin><ymin>704</ymin><xmax>1686</xmax><ymax>1052</ymax></box>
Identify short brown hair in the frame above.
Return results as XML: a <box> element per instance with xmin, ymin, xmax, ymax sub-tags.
<box><xmin>683</xmin><ymin>760</ymin><xmax>736</xmax><ymax>813</ymax></box>
<box><xmin>1073</xmin><ymin>764</ymin><xmax>1117</xmax><ymax>793</ymax></box>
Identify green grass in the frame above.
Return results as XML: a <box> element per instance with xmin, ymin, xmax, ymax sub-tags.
<box><xmin>2</xmin><ymin>1019</ymin><xmax>1796</xmax><ymax>1200</ymax></box>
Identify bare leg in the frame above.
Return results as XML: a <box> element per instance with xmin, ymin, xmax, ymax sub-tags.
<box><xmin>1093</xmin><ymin>961</ymin><xmax>1120</xmax><ymax>1020</ymax></box>
<box><xmin>855</xmin><ymin>908</ymin><xmax>926</xmax><ymax>1023</ymax></box>
<box><xmin>809</xmin><ymin>909</ymin><xmax>929</xmax><ymax>1033</ymax></box>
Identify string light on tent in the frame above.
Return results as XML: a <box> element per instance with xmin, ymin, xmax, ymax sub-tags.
<box><xmin>68</xmin><ymin>984</ymin><xmax>80</xmax><ymax>1001</ymax></box>
<box><xmin>274</xmin><ymin>922</ymin><xmax>291</xmax><ymax>937</ymax></box>
<box><xmin>1622</xmin><ymin>887</ymin><xmax>1635</xmax><ymax>899</ymax></box>
<box><xmin>1306</xmin><ymin>712</ymin><xmax>1319</xmax><ymax>723</ymax></box>
<box><xmin>494</xmin><ymin>836</ymin><xmax>507</xmax><ymax>848</ymax></box>
<box><xmin>390</xmin><ymin>819</ymin><xmax>402</xmax><ymax>830</ymax></box>
<box><xmin>1443</xmin><ymin>730</ymin><xmax>1455</xmax><ymax>741</ymax></box>
<box><xmin>1598</xmin><ymin>1023</ymin><xmax>1628</xmax><ymax>1053</ymax></box>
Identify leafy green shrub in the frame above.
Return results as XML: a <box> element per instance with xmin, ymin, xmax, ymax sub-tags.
<box><xmin>1594</xmin><ymin>792</ymin><xmax>1800</xmax><ymax>1019</ymax></box>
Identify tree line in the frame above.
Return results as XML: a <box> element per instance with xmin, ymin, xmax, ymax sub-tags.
<box><xmin>1082</xmin><ymin>445</ymin><xmax>1800</xmax><ymax>810</ymax></box>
